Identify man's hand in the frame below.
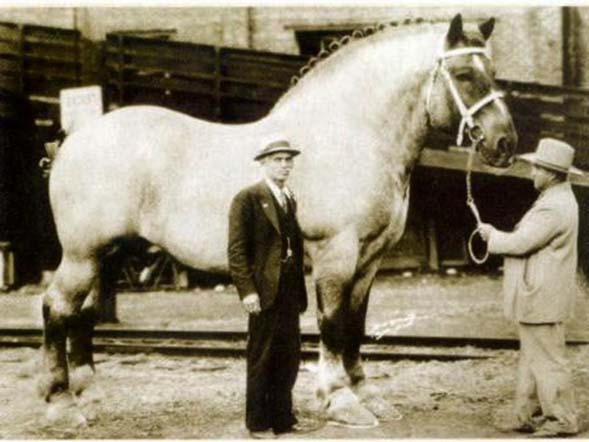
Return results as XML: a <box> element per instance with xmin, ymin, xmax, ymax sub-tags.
<box><xmin>242</xmin><ymin>293</ymin><xmax>261</xmax><ymax>315</ymax></box>
<box><xmin>478</xmin><ymin>223</ymin><xmax>494</xmax><ymax>242</ymax></box>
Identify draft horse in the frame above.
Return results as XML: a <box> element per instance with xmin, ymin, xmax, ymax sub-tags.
<box><xmin>39</xmin><ymin>14</ymin><xmax>517</xmax><ymax>426</ymax></box>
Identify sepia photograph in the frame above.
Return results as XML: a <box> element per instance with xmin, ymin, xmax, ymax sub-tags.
<box><xmin>1</xmin><ymin>1</ymin><xmax>589</xmax><ymax>439</ymax></box>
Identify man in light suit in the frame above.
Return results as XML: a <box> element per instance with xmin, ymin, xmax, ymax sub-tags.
<box><xmin>228</xmin><ymin>135</ymin><xmax>308</xmax><ymax>438</ymax></box>
<box><xmin>479</xmin><ymin>137</ymin><xmax>581</xmax><ymax>437</ymax></box>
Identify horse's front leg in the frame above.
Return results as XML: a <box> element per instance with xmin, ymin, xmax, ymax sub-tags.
<box><xmin>309</xmin><ymin>229</ymin><xmax>377</xmax><ymax>427</ymax></box>
<box><xmin>345</xmin><ymin>250</ymin><xmax>402</xmax><ymax>422</ymax></box>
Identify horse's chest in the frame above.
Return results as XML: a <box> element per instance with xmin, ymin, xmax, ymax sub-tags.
<box><xmin>381</xmin><ymin>186</ymin><xmax>411</xmax><ymax>244</ymax></box>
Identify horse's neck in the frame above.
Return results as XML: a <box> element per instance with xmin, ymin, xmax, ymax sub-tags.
<box><xmin>378</xmin><ymin>72</ymin><xmax>433</xmax><ymax>179</ymax></box>
<box><xmin>272</xmin><ymin>29</ymin><xmax>439</xmax><ymax>173</ymax></box>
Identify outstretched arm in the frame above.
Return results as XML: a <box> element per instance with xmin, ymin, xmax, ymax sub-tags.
<box><xmin>480</xmin><ymin>207</ymin><xmax>561</xmax><ymax>256</ymax></box>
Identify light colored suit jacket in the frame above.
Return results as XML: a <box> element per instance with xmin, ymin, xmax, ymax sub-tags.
<box><xmin>488</xmin><ymin>182</ymin><xmax>578</xmax><ymax>323</ymax></box>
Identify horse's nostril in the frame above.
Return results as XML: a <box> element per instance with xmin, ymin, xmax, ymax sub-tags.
<box><xmin>497</xmin><ymin>136</ymin><xmax>511</xmax><ymax>155</ymax></box>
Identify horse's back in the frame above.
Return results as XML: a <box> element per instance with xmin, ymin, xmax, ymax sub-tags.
<box><xmin>49</xmin><ymin>105</ymin><xmax>262</xmax><ymax>268</ymax></box>
<box><xmin>50</xmin><ymin>106</ymin><xmax>208</xmax><ymax>253</ymax></box>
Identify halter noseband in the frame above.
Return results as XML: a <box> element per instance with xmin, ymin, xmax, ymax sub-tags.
<box><xmin>426</xmin><ymin>46</ymin><xmax>505</xmax><ymax>146</ymax></box>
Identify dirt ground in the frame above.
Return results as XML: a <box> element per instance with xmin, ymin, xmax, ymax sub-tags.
<box><xmin>1</xmin><ymin>272</ymin><xmax>589</xmax><ymax>439</ymax></box>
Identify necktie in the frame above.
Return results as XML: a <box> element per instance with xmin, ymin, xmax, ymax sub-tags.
<box><xmin>281</xmin><ymin>190</ymin><xmax>289</xmax><ymax>212</ymax></box>
<box><xmin>282</xmin><ymin>191</ymin><xmax>290</xmax><ymax>212</ymax></box>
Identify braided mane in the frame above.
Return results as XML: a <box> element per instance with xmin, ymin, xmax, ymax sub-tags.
<box><xmin>289</xmin><ymin>17</ymin><xmax>440</xmax><ymax>88</ymax></box>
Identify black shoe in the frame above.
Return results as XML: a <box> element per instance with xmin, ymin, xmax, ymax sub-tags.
<box><xmin>274</xmin><ymin>420</ymin><xmax>322</xmax><ymax>435</ymax></box>
<box><xmin>272</xmin><ymin>414</ymin><xmax>298</xmax><ymax>434</ymax></box>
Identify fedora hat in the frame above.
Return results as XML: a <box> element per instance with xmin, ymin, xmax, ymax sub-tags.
<box><xmin>518</xmin><ymin>137</ymin><xmax>583</xmax><ymax>175</ymax></box>
<box><xmin>254</xmin><ymin>135</ymin><xmax>300</xmax><ymax>161</ymax></box>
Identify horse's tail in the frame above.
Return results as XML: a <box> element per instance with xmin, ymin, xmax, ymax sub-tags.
<box><xmin>39</xmin><ymin>129</ymin><xmax>67</xmax><ymax>178</ymax></box>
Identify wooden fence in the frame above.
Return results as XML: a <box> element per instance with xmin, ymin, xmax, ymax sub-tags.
<box><xmin>500</xmin><ymin>79</ymin><xmax>589</xmax><ymax>168</ymax></box>
<box><xmin>104</xmin><ymin>33</ymin><xmax>307</xmax><ymax>123</ymax></box>
<box><xmin>0</xmin><ymin>22</ymin><xmax>83</xmax><ymax>282</ymax></box>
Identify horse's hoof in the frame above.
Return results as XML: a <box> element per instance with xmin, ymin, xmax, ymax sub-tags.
<box><xmin>46</xmin><ymin>393</ymin><xmax>88</xmax><ymax>428</ymax></box>
<box><xmin>353</xmin><ymin>382</ymin><xmax>403</xmax><ymax>421</ymax></box>
<box><xmin>325</xmin><ymin>387</ymin><xmax>378</xmax><ymax>428</ymax></box>
<box><xmin>70</xmin><ymin>365</ymin><xmax>95</xmax><ymax>396</ymax></box>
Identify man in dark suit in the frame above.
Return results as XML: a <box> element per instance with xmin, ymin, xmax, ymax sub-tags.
<box><xmin>228</xmin><ymin>135</ymin><xmax>308</xmax><ymax>438</ymax></box>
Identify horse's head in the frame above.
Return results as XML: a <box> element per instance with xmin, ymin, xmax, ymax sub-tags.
<box><xmin>426</xmin><ymin>14</ymin><xmax>517</xmax><ymax>168</ymax></box>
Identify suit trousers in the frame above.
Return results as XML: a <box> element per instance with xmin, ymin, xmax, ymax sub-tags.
<box><xmin>515</xmin><ymin>323</ymin><xmax>578</xmax><ymax>432</ymax></box>
<box><xmin>245</xmin><ymin>268</ymin><xmax>302</xmax><ymax>431</ymax></box>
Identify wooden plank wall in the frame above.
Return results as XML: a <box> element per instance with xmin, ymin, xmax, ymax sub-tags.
<box><xmin>499</xmin><ymin>79</ymin><xmax>589</xmax><ymax>169</ymax></box>
<box><xmin>0</xmin><ymin>22</ymin><xmax>83</xmax><ymax>277</ymax></box>
<box><xmin>0</xmin><ymin>22</ymin><xmax>83</xmax><ymax>139</ymax></box>
<box><xmin>104</xmin><ymin>33</ymin><xmax>308</xmax><ymax>123</ymax></box>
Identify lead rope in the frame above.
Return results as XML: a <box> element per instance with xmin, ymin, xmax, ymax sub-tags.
<box><xmin>465</xmin><ymin>133</ymin><xmax>489</xmax><ymax>264</ymax></box>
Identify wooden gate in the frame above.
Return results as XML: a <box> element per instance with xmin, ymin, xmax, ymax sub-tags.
<box><xmin>104</xmin><ymin>33</ymin><xmax>308</xmax><ymax>123</ymax></box>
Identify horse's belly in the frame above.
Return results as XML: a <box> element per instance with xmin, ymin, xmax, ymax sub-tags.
<box><xmin>141</xmin><ymin>212</ymin><xmax>229</xmax><ymax>274</ymax></box>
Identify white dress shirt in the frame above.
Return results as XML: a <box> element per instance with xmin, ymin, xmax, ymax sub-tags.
<box><xmin>264</xmin><ymin>178</ymin><xmax>292</xmax><ymax>209</ymax></box>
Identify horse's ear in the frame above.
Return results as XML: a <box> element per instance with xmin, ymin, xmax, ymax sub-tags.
<box><xmin>479</xmin><ymin>17</ymin><xmax>495</xmax><ymax>40</ymax></box>
<box><xmin>447</xmin><ymin>13</ymin><xmax>464</xmax><ymax>46</ymax></box>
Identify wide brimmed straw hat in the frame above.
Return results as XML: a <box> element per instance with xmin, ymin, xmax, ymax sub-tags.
<box><xmin>254</xmin><ymin>135</ymin><xmax>300</xmax><ymax>161</ymax></box>
<box><xmin>518</xmin><ymin>137</ymin><xmax>583</xmax><ymax>175</ymax></box>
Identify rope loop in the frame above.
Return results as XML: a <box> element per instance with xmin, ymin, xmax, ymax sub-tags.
<box><xmin>468</xmin><ymin>228</ymin><xmax>490</xmax><ymax>265</ymax></box>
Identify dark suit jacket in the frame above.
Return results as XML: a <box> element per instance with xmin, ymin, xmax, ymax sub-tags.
<box><xmin>228</xmin><ymin>180</ymin><xmax>307</xmax><ymax>312</ymax></box>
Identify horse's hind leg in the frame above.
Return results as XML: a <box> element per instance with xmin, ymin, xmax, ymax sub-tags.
<box><xmin>39</xmin><ymin>254</ymin><xmax>98</xmax><ymax>425</ymax></box>
<box><xmin>67</xmin><ymin>281</ymin><xmax>99</xmax><ymax>397</ymax></box>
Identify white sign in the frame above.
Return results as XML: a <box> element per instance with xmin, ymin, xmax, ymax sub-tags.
<box><xmin>60</xmin><ymin>85</ymin><xmax>103</xmax><ymax>134</ymax></box>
